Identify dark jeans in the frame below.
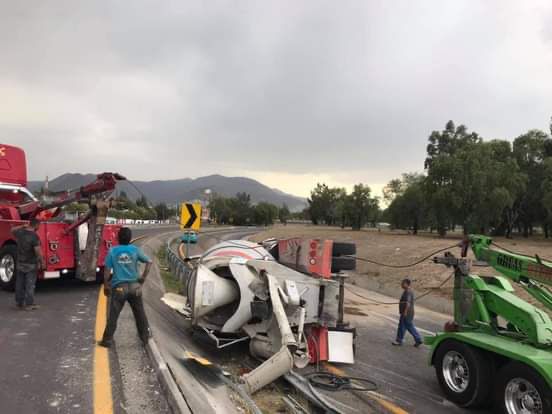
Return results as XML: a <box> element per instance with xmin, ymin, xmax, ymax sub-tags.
<box><xmin>102</xmin><ymin>282</ymin><xmax>151</xmax><ymax>344</ymax></box>
<box><xmin>15</xmin><ymin>267</ymin><xmax>37</xmax><ymax>306</ymax></box>
<box><xmin>396</xmin><ymin>315</ymin><xmax>422</xmax><ymax>344</ymax></box>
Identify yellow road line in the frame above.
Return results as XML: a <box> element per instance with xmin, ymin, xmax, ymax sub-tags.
<box><xmin>131</xmin><ymin>235</ymin><xmax>148</xmax><ymax>244</ymax></box>
<box><xmin>94</xmin><ymin>288</ymin><xmax>113</xmax><ymax>414</ymax></box>
<box><xmin>322</xmin><ymin>362</ymin><xmax>409</xmax><ymax>414</ymax></box>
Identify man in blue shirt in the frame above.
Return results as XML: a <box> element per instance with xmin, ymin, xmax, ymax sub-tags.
<box><xmin>99</xmin><ymin>227</ymin><xmax>152</xmax><ymax>348</ymax></box>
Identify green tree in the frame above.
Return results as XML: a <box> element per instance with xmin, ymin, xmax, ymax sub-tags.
<box><xmin>253</xmin><ymin>202</ymin><xmax>279</xmax><ymax>226</ymax></box>
<box><xmin>307</xmin><ymin>184</ymin><xmax>343</xmax><ymax>225</ymax></box>
<box><xmin>513</xmin><ymin>129</ymin><xmax>552</xmax><ymax>237</ymax></box>
<box><xmin>346</xmin><ymin>184</ymin><xmax>379</xmax><ymax>230</ymax></box>
<box><xmin>424</xmin><ymin>121</ymin><xmax>482</xmax><ymax>235</ymax></box>
<box><xmin>278</xmin><ymin>204</ymin><xmax>290</xmax><ymax>225</ymax></box>
<box><xmin>386</xmin><ymin>174</ymin><xmax>427</xmax><ymax>234</ymax></box>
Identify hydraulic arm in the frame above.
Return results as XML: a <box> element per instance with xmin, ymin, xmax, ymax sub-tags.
<box><xmin>16</xmin><ymin>172</ymin><xmax>125</xmax><ymax>220</ymax></box>
<box><xmin>434</xmin><ymin>235</ymin><xmax>552</xmax><ymax>348</ymax></box>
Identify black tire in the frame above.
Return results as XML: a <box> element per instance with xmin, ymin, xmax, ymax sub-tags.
<box><xmin>434</xmin><ymin>340</ymin><xmax>492</xmax><ymax>408</ymax></box>
<box><xmin>332</xmin><ymin>242</ymin><xmax>356</xmax><ymax>257</ymax></box>
<box><xmin>331</xmin><ymin>256</ymin><xmax>356</xmax><ymax>273</ymax></box>
<box><xmin>493</xmin><ymin>361</ymin><xmax>552</xmax><ymax>414</ymax></box>
<box><xmin>0</xmin><ymin>245</ymin><xmax>17</xmax><ymax>291</ymax></box>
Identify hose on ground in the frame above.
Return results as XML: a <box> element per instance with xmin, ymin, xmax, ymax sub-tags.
<box><xmin>305</xmin><ymin>372</ymin><xmax>378</xmax><ymax>392</ymax></box>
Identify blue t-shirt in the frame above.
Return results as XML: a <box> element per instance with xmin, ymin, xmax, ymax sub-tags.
<box><xmin>105</xmin><ymin>245</ymin><xmax>151</xmax><ymax>287</ymax></box>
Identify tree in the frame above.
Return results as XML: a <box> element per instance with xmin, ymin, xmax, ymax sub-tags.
<box><xmin>346</xmin><ymin>184</ymin><xmax>379</xmax><ymax>230</ymax></box>
<box><xmin>307</xmin><ymin>184</ymin><xmax>343</xmax><ymax>225</ymax></box>
<box><xmin>513</xmin><ymin>130</ymin><xmax>552</xmax><ymax>237</ymax></box>
<box><xmin>154</xmin><ymin>203</ymin><xmax>172</xmax><ymax>220</ymax></box>
<box><xmin>386</xmin><ymin>174</ymin><xmax>427</xmax><ymax>234</ymax></box>
<box><xmin>424</xmin><ymin>121</ymin><xmax>482</xmax><ymax>235</ymax></box>
<box><xmin>136</xmin><ymin>195</ymin><xmax>149</xmax><ymax>208</ymax></box>
<box><xmin>279</xmin><ymin>204</ymin><xmax>290</xmax><ymax>225</ymax></box>
<box><xmin>253</xmin><ymin>202</ymin><xmax>279</xmax><ymax>226</ymax></box>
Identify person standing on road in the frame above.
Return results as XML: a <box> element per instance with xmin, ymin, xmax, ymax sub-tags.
<box><xmin>11</xmin><ymin>218</ymin><xmax>45</xmax><ymax>311</ymax></box>
<box><xmin>99</xmin><ymin>227</ymin><xmax>153</xmax><ymax>348</ymax></box>
<box><xmin>392</xmin><ymin>278</ymin><xmax>423</xmax><ymax>347</ymax></box>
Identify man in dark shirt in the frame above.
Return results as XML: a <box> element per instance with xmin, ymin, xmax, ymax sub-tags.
<box><xmin>392</xmin><ymin>278</ymin><xmax>422</xmax><ymax>347</ymax></box>
<box><xmin>11</xmin><ymin>218</ymin><xmax>45</xmax><ymax>310</ymax></box>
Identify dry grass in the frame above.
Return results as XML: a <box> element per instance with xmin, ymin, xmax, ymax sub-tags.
<box><xmin>251</xmin><ymin>224</ymin><xmax>552</xmax><ymax>314</ymax></box>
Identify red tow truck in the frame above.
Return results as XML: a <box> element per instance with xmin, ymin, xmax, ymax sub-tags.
<box><xmin>0</xmin><ymin>144</ymin><xmax>124</xmax><ymax>290</ymax></box>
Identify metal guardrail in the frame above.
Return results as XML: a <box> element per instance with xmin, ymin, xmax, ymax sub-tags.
<box><xmin>166</xmin><ymin>238</ymin><xmax>193</xmax><ymax>291</ymax></box>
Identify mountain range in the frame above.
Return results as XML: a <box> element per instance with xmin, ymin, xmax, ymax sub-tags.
<box><xmin>28</xmin><ymin>173</ymin><xmax>307</xmax><ymax>212</ymax></box>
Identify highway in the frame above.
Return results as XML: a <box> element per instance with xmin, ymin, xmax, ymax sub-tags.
<box><xmin>0</xmin><ymin>225</ymin><xmax>492</xmax><ymax>414</ymax></box>
<box><xmin>0</xmin><ymin>225</ymin><xmax>174</xmax><ymax>414</ymax></box>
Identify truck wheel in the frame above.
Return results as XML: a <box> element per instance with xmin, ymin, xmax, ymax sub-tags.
<box><xmin>331</xmin><ymin>256</ymin><xmax>356</xmax><ymax>272</ymax></box>
<box><xmin>494</xmin><ymin>362</ymin><xmax>552</xmax><ymax>414</ymax></box>
<box><xmin>434</xmin><ymin>340</ymin><xmax>492</xmax><ymax>407</ymax></box>
<box><xmin>332</xmin><ymin>242</ymin><xmax>356</xmax><ymax>257</ymax></box>
<box><xmin>0</xmin><ymin>245</ymin><xmax>17</xmax><ymax>291</ymax></box>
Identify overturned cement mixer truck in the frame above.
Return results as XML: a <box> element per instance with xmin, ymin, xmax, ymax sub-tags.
<box><xmin>164</xmin><ymin>237</ymin><xmax>357</xmax><ymax>393</ymax></box>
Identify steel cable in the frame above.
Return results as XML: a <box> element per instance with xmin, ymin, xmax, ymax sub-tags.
<box><xmin>345</xmin><ymin>243</ymin><xmax>459</xmax><ymax>268</ymax></box>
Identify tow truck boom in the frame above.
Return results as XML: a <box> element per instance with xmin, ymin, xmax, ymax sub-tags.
<box><xmin>469</xmin><ymin>235</ymin><xmax>552</xmax><ymax>312</ymax></box>
<box><xmin>16</xmin><ymin>172</ymin><xmax>125</xmax><ymax>220</ymax></box>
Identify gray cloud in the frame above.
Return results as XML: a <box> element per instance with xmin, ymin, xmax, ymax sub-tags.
<box><xmin>2</xmin><ymin>1</ymin><xmax>552</xmax><ymax>195</ymax></box>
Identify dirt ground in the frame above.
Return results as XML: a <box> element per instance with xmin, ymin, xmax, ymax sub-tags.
<box><xmin>251</xmin><ymin>224</ymin><xmax>552</xmax><ymax>315</ymax></box>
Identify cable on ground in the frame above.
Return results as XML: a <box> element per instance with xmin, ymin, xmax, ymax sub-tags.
<box><xmin>305</xmin><ymin>372</ymin><xmax>378</xmax><ymax>392</ymax></box>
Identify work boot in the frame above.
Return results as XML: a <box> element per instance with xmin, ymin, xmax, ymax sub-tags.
<box><xmin>97</xmin><ymin>339</ymin><xmax>113</xmax><ymax>348</ymax></box>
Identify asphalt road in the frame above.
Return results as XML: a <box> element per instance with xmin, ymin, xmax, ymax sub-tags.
<box><xmin>0</xmin><ymin>224</ymin><xmax>175</xmax><ymax>414</ymax></box>
<box><xmin>323</xmin><ymin>288</ymin><xmax>491</xmax><ymax>414</ymax></box>
<box><xmin>0</xmin><ymin>224</ymin><xmax>492</xmax><ymax>414</ymax></box>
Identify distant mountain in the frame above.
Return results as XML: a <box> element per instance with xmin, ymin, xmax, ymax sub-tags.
<box><xmin>28</xmin><ymin>173</ymin><xmax>307</xmax><ymax>212</ymax></box>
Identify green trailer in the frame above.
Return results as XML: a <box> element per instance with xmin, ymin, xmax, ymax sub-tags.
<box><xmin>425</xmin><ymin>235</ymin><xmax>552</xmax><ymax>414</ymax></box>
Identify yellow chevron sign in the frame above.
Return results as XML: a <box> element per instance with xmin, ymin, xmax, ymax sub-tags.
<box><xmin>180</xmin><ymin>202</ymin><xmax>202</xmax><ymax>230</ymax></box>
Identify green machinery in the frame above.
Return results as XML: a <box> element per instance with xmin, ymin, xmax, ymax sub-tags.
<box><xmin>426</xmin><ymin>235</ymin><xmax>552</xmax><ymax>414</ymax></box>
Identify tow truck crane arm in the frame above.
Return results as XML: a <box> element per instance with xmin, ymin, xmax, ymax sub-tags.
<box><xmin>434</xmin><ymin>235</ymin><xmax>552</xmax><ymax>348</ymax></box>
<box><xmin>469</xmin><ymin>235</ymin><xmax>552</xmax><ymax>312</ymax></box>
<box><xmin>16</xmin><ymin>172</ymin><xmax>125</xmax><ymax>220</ymax></box>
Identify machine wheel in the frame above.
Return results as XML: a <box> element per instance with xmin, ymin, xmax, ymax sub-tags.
<box><xmin>434</xmin><ymin>340</ymin><xmax>492</xmax><ymax>407</ymax></box>
<box><xmin>0</xmin><ymin>245</ymin><xmax>17</xmax><ymax>291</ymax></box>
<box><xmin>494</xmin><ymin>361</ymin><xmax>552</xmax><ymax>414</ymax></box>
<box><xmin>332</xmin><ymin>242</ymin><xmax>356</xmax><ymax>257</ymax></box>
<box><xmin>331</xmin><ymin>256</ymin><xmax>356</xmax><ymax>273</ymax></box>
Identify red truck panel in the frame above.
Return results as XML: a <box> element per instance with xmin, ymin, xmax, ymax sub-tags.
<box><xmin>0</xmin><ymin>144</ymin><xmax>27</xmax><ymax>186</ymax></box>
<box><xmin>99</xmin><ymin>225</ymin><xmax>121</xmax><ymax>266</ymax></box>
<box><xmin>278</xmin><ymin>238</ymin><xmax>333</xmax><ymax>278</ymax></box>
<box><xmin>38</xmin><ymin>222</ymin><xmax>75</xmax><ymax>271</ymax></box>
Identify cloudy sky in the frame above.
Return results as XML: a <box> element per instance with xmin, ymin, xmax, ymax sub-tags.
<box><xmin>2</xmin><ymin>1</ymin><xmax>552</xmax><ymax>197</ymax></box>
